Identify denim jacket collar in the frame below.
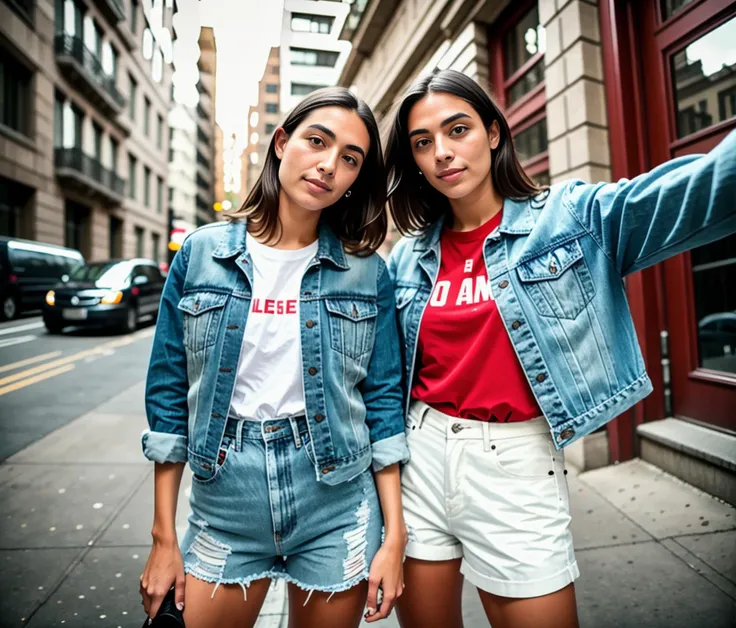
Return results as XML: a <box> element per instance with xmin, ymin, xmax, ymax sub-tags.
<box><xmin>211</xmin><ymin>219</ymin><xmax>350</xmax><ymax>269</ymax></box>
<box><xmin>411</xmin><ymin>195</ymin><xmax>538</xmax><ymax>255</ymax></box>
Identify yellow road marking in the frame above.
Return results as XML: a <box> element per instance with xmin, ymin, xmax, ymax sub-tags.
<box><xmin>0</xmin><ymin>364</ymin><xmax>76</xmax><ymax>397</ymax></box>
<box><xmin>0</xmin><ymin>351</ymin><xmax>63</xmax><ymax>374</ymax></box>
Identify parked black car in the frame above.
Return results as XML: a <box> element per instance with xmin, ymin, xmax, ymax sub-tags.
<box><xmin>42</xmin><ymin>258</ymin><xmax>165</xmax><ymax>334</ymax></box>
<box><xmin>0</xmin><ymin>237</ymin><xmax>85</xmax><ymax>321</ymax></box>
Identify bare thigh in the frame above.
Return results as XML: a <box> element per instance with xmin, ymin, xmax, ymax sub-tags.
<box><xmin>287</xmin><ymin>581</ymin><xmax>368</xmax><ymax>628</ymax></box>
<box><xmin>396</xmin><ymin>558</ymin><xmax>465</xmax><ymax>628</ymax></box>
<box><xmin>182</xmin><ymin>574</ymin><xmax>271</xmax><ymax>628</ymax></box>
<box><xmin>477</xmin><ymin>583</ymin><xmax>580</xmax><ymax>628</ymax></box>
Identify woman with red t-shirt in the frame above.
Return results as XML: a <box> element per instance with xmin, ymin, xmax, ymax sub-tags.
<box><xmin>384</xmin><ymin>69</ymin><xmax>736</xmax><ymax>628</ymax></box>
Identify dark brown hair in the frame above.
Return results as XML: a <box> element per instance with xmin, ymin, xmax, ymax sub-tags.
<box><xmin>384</xmin><ymin>69</ymin><xmax>541</xmax><ymax>235</ymax></box>
<box><xmin>227</xmin><ymin>87</ymin><xmax>387</xmax><ymax>255</ymax></box>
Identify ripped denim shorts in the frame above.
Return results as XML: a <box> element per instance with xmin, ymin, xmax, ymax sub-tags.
<box><xmin>179</xmin><ymin>414</ymin><xmax>383</xmax><ymax>598</ymax></box>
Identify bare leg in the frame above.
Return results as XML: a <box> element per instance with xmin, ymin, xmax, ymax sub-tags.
<box><xmin>396</xmin><ymin>558</ymin><xmax>465</xmax><ymax>628</ymax></box>
<box><xmin>287</xmin><ymin>580</ymin><xmax>369</xmax><ymax>628</ymax></box>
<box><xmin>477</xmin><ymin>583</ymin><xmax>580</xmax><ymax>628</ymax></box>
<box><xmin>182</xmin><ymin>575</ymin><xmax>272</xmax><ymax>628</ymax></box>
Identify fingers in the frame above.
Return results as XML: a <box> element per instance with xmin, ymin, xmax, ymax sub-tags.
<box><xmin>174</xmin><ymin>573</ymin><xmax>186</xmax><ymax>612</ymax></box>
<box><xmin>364</xmin><ymin>575</ymin><xmax>380</xmax><ymax>621</ymax></box>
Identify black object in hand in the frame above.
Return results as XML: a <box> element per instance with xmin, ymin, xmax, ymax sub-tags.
<box><xmin>142</xmin><ymin>587</ymin><xmax>185</xmax><ymax>627</ymax></box>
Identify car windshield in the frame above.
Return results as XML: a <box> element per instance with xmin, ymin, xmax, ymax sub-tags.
<box><xmin>68</xmin><ymin>262</ymin><xmax>134</xmax><ymax>288</ymax></box>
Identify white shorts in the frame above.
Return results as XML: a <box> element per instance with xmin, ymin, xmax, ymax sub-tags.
<box><xmin>402</xmin><ymin>401</ymin><xmax>580</xmax><ymax>598</ymax></box>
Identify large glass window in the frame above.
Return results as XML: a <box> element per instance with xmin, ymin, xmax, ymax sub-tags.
<box><xmin>129</xmin><ymin>74</ymin><xmax>137</xmax><ymax>120</ymax></box>
<box><xmin>143</xmin><ymin>166</ymin><xmax>151</xmax><ymax>206</ymax></box>
<box><xmin>290</xmin><ymin>47</ymin><xmax>339</xmax><ymax>68</ymax></box>
<box><xmin>0</xmin><ymin>51</ymin><xmax>32</xmax><ymax>137</ymax></box>
<box><xmin>671</xmin><ymin>16</ymin><xmax>736</xmax><ymax>139</ymax></box>
<box><xmin>291</xmin><ymin>13</ymin><xmax>333</xmax><ymax>34</ymax></box>
<box><xmin>503</xmin><ymin>5</ymin><xmax>546</xmax><ymax>106</ymax></box>
<box><xmin>135</xmin><ymin>226</ymin><xmax>144</xmax><ymax>257</ymax></box>
<box><xmin>513</xmin><ymin>118</ymin><xmax>548</xmax><ymax>163</ymax></box>
<box><xmin>128</xmin><ymin>153</ymin><xmax>137</xmax><ymax>199</ymax></box>
<box><xmin>291</xmin><ymin>83</ymin><xmax>327</xmax><ymax>96</ymax></box>
<box><xmin>144</xmin><ymin>97</ymin><xmax>151</xmax><ymax>136</ymax></box>
<box><xmin>691</xmin><ymin>234</ymin><xmax>736</xmax><ymax>373</ymax></box>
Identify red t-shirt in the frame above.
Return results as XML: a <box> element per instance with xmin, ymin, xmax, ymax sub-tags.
<box><xmin>411</xmin><ymin>212</ymin><xmax>543</xmax><ymax>423</ymax></box>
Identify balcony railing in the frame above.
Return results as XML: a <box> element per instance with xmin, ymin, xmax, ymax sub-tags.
<box><xmin>55</xmin><ymin>147</ymin><xmax>126</xmax><ymax>203</ymax></box>
<box><xmin>55</xmin><ymin>34</ymin><xmax>126</xmax><ymax>113</ymax></box>
<box><xmin>94</xmin><ymin>0</ymin><xmax>125</xmax><ymax>23</ymax></box>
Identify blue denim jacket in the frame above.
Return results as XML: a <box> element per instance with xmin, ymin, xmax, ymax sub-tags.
<box><xmin>143</xmin><ymin>220</ymin><xmax>410</xmax><ymax>484</ymax></box>
<box><xmin>389</xmin><ymin>131</ymin><xmax>736</xmax><ymax>449</ymax></box>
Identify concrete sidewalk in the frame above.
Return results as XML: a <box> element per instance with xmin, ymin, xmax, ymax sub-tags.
<box><xmin>1</xmin><ymin>381</ymin><xmax>734</xmax><ymax>627</ymax></box>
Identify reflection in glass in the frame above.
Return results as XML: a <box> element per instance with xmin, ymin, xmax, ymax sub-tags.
<box><xmin>671</xmin><ymin>16</ymin><xmax>736</xmax><ymax>138</ymax></box>
<box><xmin>504</xmin><ymin>6</ymin><xmax>546</xmax><ymax>106</ymax></box>
<box><xmin>513</xmin><ymin>118</ymin><xmax>548</xmax><ymax>163</ymax></box>
<box><xmin>661</xmin><ymin>0</ymin><xmax>696</xmax><ymax>21</ymax></box>
<box><xmin>691</xmin><ymin>234</ymin><xmax>736</xmax><ymax>374</ymax></box>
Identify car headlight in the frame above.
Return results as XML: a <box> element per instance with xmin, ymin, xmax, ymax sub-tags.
<box><xmin>100</xmin><ymin>291</ymin><xmax>123</xmax><ymax>305</ymax></box>
<box><xmin>45</xmin><ymin>291</ymin><xmax>55</xmax><ymax>306</ymax></box>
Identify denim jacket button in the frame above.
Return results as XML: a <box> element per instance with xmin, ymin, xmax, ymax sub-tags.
<box><xmin>549</xmin><ymin>263</ymin><xmax>558</xmax><ymax>274</ymax></box>
<box><xmin>321</xmin><ymin>466</ymin><xmax>334</xmax><ymax>474</ymax></box>
<box><xmin>536</xmin><ymin>373</ymin><xmax>547</xmax><ymax>383</ymax></box>
<box><xmin>308</xmin><ymin>367</ymin><xmax>318</xmax><ymax>376</ymax></box>
<box><xmin>315</xmin><ymin>413</ymin><xmax>325</xmax><ymax>422</ymax></box>
<box><xmin>511</xmin><ymin>320</ymin><xmax>521</xmax><ymax>330</ymax></box>
<box><xmin>499</xmin><ymin>280</ymin><xmax>509</xmax><ymax>289</ymax></box>
<box><xmin>306</xmin><ymin>320</ymin><xmax>315</xmax><ymax>328</ymax></box>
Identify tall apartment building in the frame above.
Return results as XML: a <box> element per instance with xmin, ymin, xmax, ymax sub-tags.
<box><xmin>194</xmin><ymin>25</ymin><xmax>216</xmax><ymax>227</ymax></box>
<box><xmin>0</xmin><ymin>0</ymin><xmax>176</xmax><ymax>263</ymax></box>
<box><xmin>241</xmin><ymin>46</ymin><xmax>280</xmax><ymax>199</ymax></box>
<box><xmin>167</xmin><ymin>102</ymin><xmax>197</xmax><ymax>244</ymax></box>
<box><xmin>280</xmin><ymin>0</ymin><xmax>350</xmax><ymax>113</ymax></box>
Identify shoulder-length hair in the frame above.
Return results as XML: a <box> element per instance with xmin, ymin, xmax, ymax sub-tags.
<box><xmin>227</xmin><ymin>87</ymin><xmax>387</xmax><ymax>256</ymax></box>
<box><xmin>383</xmin><ymin>69</ymin><xmax>541</xmax><ymax>235</ymax></box>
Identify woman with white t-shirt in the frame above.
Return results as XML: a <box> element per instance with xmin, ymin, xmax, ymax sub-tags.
<box><xmin>140</xmin><ymin>88</ymin><xmax>409</xmax><ymax>628</ymax></box>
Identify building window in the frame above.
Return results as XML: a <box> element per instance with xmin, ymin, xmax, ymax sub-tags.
<box><xmin>157</xmin><ymin>114</ymin><xmax>164</xmax><ymax>149</ymax></box>
<box><xmin>6</xmin><ymin>0</ymin><xmax>34</xmax><ymax>25</ymax></box>
<box><xmin>671</xmin><ymin>15</ymin><xmax>736</xmax><ymax>139</ymax></box>
<box><xmin>1</xmin><ymin>52</ymin><xmax>33</xmax><ymax>138</ymax></box>
<box><xmin>92</xmin><ymin>122</ymin><xmax>103</xmax><ymax>161</ymax></box>
<box><xmin>503</xmin><ymin>4</ymin><xmax>546</xmax><ymax>107</ymax></box>
<box><xmin>153</xmin><ymin>48</ymin><xmax>163</xmax><ymax>83</ymax></box>
<box><xmin>513</xmin><ymin>118</ymin><xmax>548</xmax><ymax>163</ymax></box>
<box><xmin>128</xmin><ymin>74</ymin><xmax>137</xmax><ymax>120</ymax></box>
<box><xmin>265</xmin><ymin>123</ymin><xmax>277</xmax><ymax>134</ymax></box>
<box><xmin>156</xmin><ymin>176</ymin><xmax>163</xmax><ymax>213</ymax></box>
<box><xmin>291</xmin><ymin>83</ymin><xmax>326</xmax><ymax>96</ymax></box>
<box><xmin>110</xmin><ymin>44</ymin><xmax>119</xmax><ymax>80</ymax></box>
<box><xmin>109</xmin><ymin>216</ymin><xmax>123</xmax><ymax>257</ymax></box>
<box><xmin>265</xmin><ymin>103</ymin><xmax>278</xmax><ymax>114</ymax></box>
<box><xmin>144</xmin><ymin>97</ymin><xmax>151</xmax><ymax>136</ymax></box>
<box><xmin>290</xmin><ymin>47</ymin><xmax>339</xmax><ymax>68</ymax></box>
<box><xmin>151</xmin><ymin>232</ymin><xmax>160</xmax><ymax>262</ymax></box>
<box><xmin>291</xmin><ymin>13</ymin><xmax>333</xmax><ymax>34</ymax></box>
<box><xmin>135</xmin><ymin>225</ymin><xmax>144</xmax><ymax>257</ymax></box>
<box><xmin>128</xmin><ymin>153</ymin><xmax>137</xmax><ymax>199</ymax></box>
<box><xmin>65</xmin><ymin>200</ymin><xmax>89</xmax><ymax>255</ymax></box>
<box><xmin>0</xmin><ymin>176</ymin><xmax>33</xmax><ymax>238</ymax></box>
<box><xmin>130</xmin><ymin>0</ymin><xmax>138</xmax><ymax>34</ymax></box>
<box><xmin>661</xmin><ymin>0</ymin><xmax>697</xmax><ymax>21</ymax></box>
<box><xmin>54</xmin><ymin>92</ymin><xmax>64</xmax><ymax>147</ymax></box>
<box><xmin>143</xmin><ymin>166</ymin><xmax>151</xmax><ymax>207</ymax></box>
<box><xmin>110</xmin><ymin>137</ymin><xmax>119</xmax><ymax>174</ymax></box>
<box><xmin>490</xmin><ymin>0</ymin><xmax>548</xmax><ymax>183</ymax></box>
<box><xmin>270</xmin><ymin>65</ymin><xmax>280</xmax><ymax>74</ymax></box>
<box><xmin>265</xmin><ymin>84</ymin><xmax>278</xmax><ymax>94</ymax></box>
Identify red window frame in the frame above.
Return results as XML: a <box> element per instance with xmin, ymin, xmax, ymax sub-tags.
<box><xmin>489</xmin><ymin>0</ymin><xmax>549</xmax><ymax>181</ymax></box>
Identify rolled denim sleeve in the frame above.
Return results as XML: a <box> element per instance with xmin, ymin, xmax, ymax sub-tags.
<box><xmin>361</xmin><ymin>259</ymin><xmax>410</xmax><ymax>472</ymax></box>
<box><xmin>141</xmin><ymin>241</ymin><xmax>190</xmax><ymax>464</ymax></box>
<box><xmin>567</xmin><ymin>129</ymin><xmax>736</xmax><ymax>276</ymax></box>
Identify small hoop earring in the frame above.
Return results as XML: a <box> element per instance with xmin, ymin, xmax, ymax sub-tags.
<box><xmin>345</xmin><ymin>190</ymin><xmax>352</xmax><ymax>198</ymax></box>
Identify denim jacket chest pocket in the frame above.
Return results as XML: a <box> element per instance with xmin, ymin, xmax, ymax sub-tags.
<box><xmin>324</xmin><ymin>297</ymin><xmax>378</xmax><ymax>360</ymax></box>
<box><xmin>515</xmin><ymin>239</ymin><xmax>596</xmax><ymax>320</ymax></box>
<box><xmin>178</xmin><ymin>291</ymin><xmax>229</xmax><ymax>352</ymax></box>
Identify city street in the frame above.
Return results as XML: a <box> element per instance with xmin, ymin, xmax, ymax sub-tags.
<box><xmin>0</xmin><ymin>315</ymin><xmax>734</xmax><ymax>627</ymax></box>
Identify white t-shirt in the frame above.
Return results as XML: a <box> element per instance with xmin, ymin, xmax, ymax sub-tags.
<box><xmin>228</xmin><ymin>232</ymin><xmax>319</xmax><ymax>420</ymax></box>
